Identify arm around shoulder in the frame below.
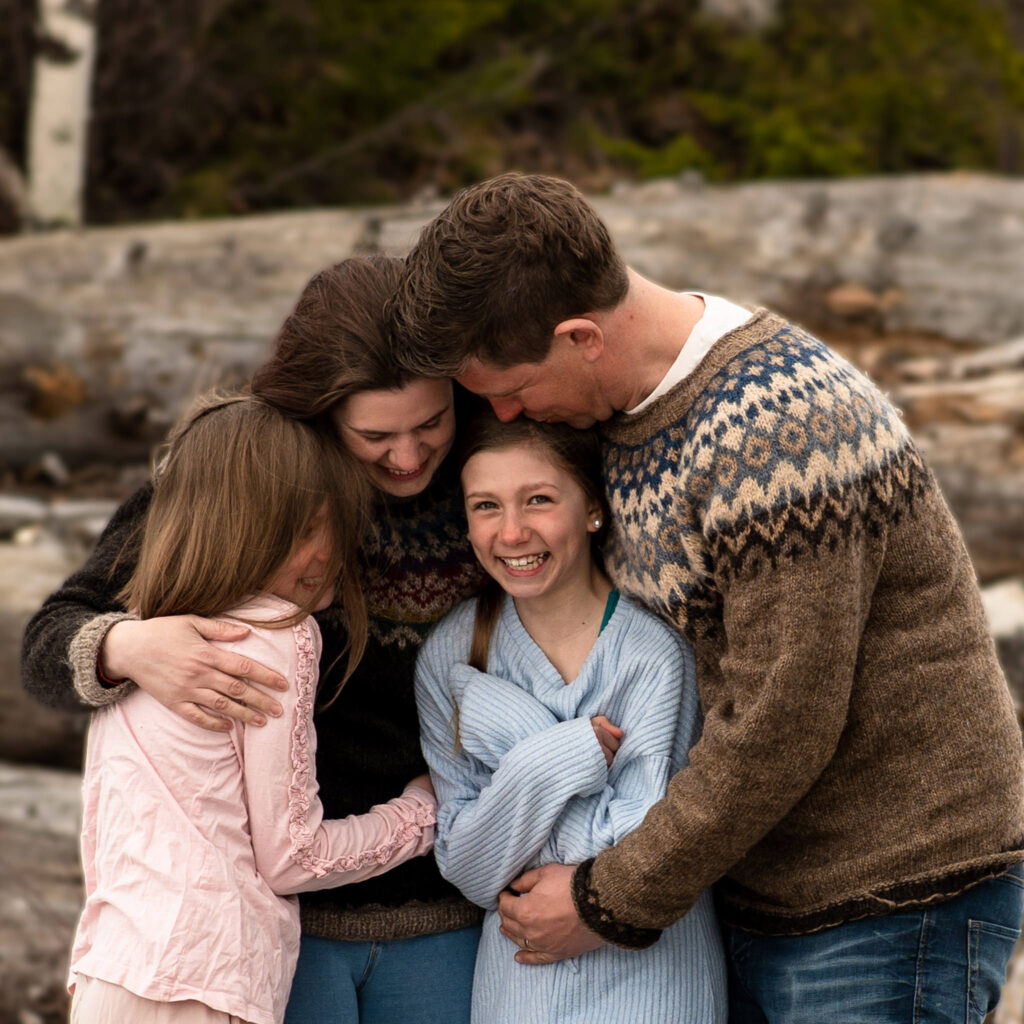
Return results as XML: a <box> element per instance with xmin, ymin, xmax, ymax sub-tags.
<box><xmin>21</xmin><ymin>484</ymin><xmax>153</xmax><ymax>711</ymax></box>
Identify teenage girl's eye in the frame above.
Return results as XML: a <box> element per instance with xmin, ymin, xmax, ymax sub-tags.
<box><xmin>527</xmin><ymin>494</ymin><xmax>553</xmax><ymax>505</ymax></box>
<box><xmin>470</xmin><ymin>500</ymin><xmax>498</xmax><ymax>512</ymax></box>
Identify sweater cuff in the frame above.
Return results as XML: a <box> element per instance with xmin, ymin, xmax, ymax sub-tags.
<box><xmin>571</xmin><ymin>857</ymin><xmax>662</xmax><ymax>950</ymax></box>
<box><xmin>68</xmin><ymin>612</ymin><xmax>137</xmax><ymax>707</ymax></box>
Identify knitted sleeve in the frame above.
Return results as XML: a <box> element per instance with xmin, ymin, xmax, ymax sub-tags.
<box><xmin>578</xmin><ymin>329</ymin><xmax>922</xmax><ymax>945</ymax></box>
<box><xmin>21</xmin><ymin>484</ymin><xmax>153</xmax><ymax>710</ymax></box>
<box><xmin>416</xmin><ymin>612</ymin><xmax>608</xmax><ymax>909</ymax></box>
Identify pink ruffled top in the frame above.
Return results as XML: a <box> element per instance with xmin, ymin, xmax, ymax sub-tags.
<box><xmin>68</xmin><ymin>594</ymin><xmax>436</xmax><ymax>1024</ymax></box>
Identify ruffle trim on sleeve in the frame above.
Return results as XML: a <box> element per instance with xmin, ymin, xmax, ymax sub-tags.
<box><xmin>571</xmin><ymin>857</ymin><xmax>663</xmax><ymax>950</ymax></box>
<box><xmin>69</xmin><ymin>612</ymin><xmax>137</xmax><ymax>707</ymax></box>
<box><xmin>285</xmin><ymin>618</ymin><xmax>433</xmax><ymax>876</ymax></box>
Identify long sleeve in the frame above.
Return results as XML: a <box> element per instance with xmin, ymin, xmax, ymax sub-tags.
<box><xmin>417</xmin><ymin>646</ymin><xmax>607</xmax><ymax>908</ymax></box>
<box><xmin>21</xmin><ymin>484</ymin><xmax>152</xmax><ymax>710</ymax></box>
<box><xmin>585</xmin><ymin>314</ymin><xmax>1024</xmax><ymax>945</ymax></box>
<box><xmin>233</xmin><ymin>612</ymin><xmax>436</xmax><ymax>896</ymax></box>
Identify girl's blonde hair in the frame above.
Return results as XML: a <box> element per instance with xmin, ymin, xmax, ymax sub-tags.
<box><xmin>119</xmin><ymin>391</ymin><xmax>370</xmax><ymax>702</ymax></box>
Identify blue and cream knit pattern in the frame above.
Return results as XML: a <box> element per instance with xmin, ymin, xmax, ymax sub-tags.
<box><xmin>602</xmin><ymin>312</ymin><xmax>921</xmax><ymax>647</ymax></box>
<box><xmin>416</xmin><ymin>593</ymin><xmax>726</xmax><ymax>1024</ymax></box>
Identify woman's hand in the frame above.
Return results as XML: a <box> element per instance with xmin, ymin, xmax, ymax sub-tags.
<box><xmin>590</xmin><ymin>715</ymin><xmax>624</xmax><ymax>767</ymax></box>
<box><xmin>100</xmin><ymin>616</ymin><xmax>288</xmax><ymax>731</ymax></box>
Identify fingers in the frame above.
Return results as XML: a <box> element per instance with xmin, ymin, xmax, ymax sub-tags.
<box><xmin>405</xmin><ymin>773</ymin><xmax>435</xmax><ymax>798</ymax></box>
<box><xmin>497</xmin><ymin>924</ymin><xmax>569</xmax><ymax>965</ymax></box>
<box><xmin>176</xmin><ymin>702</ymin><xmax>234</xmax><ymax>733</ymax></box>
<box><xmin>514</xmin><ymin>950</ymin><xmax>562</xmax><ymax>965</ymax></box>
<box><xmin>192</xmin><ymin>619</ymin><xmax>289</xmax><ymax>692</ymax></box>
<box><xmin>184</xmin><ymin>681</ymin><xmax>280</xmax><ymax>726</ymax></box>
<box><xmin>197</xmin><ymin>660</ymin><xmax>286</xmax><ymax>719</ymax></box>
<box><xmin>591</xmin><ymin>715</ymin><xmax>624</xmax><ymax>738</ymax></box>
<box><xmin>506</xmin><ymin>867</ymin><xmax>542</xmax><ymax>894</ymax></box>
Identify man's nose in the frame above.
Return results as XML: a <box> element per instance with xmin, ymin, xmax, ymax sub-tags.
<box><xmin>489</xmin><ymin>397</ymin><xmax>523</xmax><ymax>422</ymax></box>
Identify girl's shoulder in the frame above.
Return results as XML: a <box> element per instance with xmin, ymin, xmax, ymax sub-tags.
<box><xmin>417</xmin><ymin>594</ymin><xmax>481</xmax><ymax>666</ymax></box>
<box><xmin>610</xmin><ymin>594</ymin><xmax>692</xmax><ymax>658</ymax></box>
<box><xmin>212</xmin><ymin>594</ymin><xmax>322</xmax><ymax>675</ymax></box>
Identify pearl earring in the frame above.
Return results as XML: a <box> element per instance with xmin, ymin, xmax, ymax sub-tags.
<box><xmin>592</xmin><ymin>518</ymin><xmax>602</xmax><ymax>529</ymax></box>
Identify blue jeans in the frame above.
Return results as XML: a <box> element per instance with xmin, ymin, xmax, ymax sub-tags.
<box><xmin>284</xmin><ymin>926</ymin><xmax>481</xmax><ymax>1024</ymax></box>
<box><xmin>725</xmin><ymin>865</ymin><xmax>1024</xmax><ymax>1023</ymax></box>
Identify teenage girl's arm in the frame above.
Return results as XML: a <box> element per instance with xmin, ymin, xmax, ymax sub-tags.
<box><xmin>415</xmin><ymin>629</ymin><xmax>611</xmax><ymax>910</ymax></box>
<box><xmin>434</xmin><ymin>629</ymin><xmax>695</xmax><ymax>900</ymax></box>
<box><xmin>20</xmin><ymin>484</ymin><xmax>287</xmax><ymax>729</ymax></box>
<box><xmin>234</xmin><ymin>615</ymin><xmax>436</xmax><ymax>894</ymax></box>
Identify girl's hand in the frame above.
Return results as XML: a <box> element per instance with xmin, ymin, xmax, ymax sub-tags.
<box><xmin>590</xmin><ymin>715</ymin><xmax>624</xmax><ymax>767</ymax></box>
<box><xmin>404</xmin><ymin>773</ymin><xmax>436</xmax><ymax>799</ymax></box>
<box><xmin>101</xmin><ymin>616</ymin><xmax>288</xmax><ymax>731</ymax></box>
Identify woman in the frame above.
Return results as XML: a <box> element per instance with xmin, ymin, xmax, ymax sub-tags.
<box><xmin>21</xmin><ymin>256</ymin><xmax>487</xmax><ymax>1024</ymax></box>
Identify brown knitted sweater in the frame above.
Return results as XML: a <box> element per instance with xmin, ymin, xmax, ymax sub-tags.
<box><xmin>573</xmin><ymin>311</ymin><xmax>1024</xmax><ymax>945</ymax></box>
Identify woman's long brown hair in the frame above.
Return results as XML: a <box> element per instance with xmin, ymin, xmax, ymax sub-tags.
<box><xmin>119</xmin><ymin>392</ymin><xmax>370</xmax><ymax>704</ymax></box>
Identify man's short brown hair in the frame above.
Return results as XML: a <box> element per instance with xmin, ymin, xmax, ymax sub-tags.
<box><xmin>390</xmin><ymin>172</ymin><xmax>628</xmax><ymax>376</ymax></box>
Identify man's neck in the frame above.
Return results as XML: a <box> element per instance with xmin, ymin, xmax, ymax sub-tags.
<box><xmin>600</xmin><ymin>270</ymin><xmax>705</xmax><ymax>412</ymax></box>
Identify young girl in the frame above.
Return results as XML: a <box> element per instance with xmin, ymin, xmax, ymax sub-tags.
<box><xmin>68</xmin><ymin>393</ymin><xmax>437</xmax><ymax>1024</ymax></box>
<box><xmin>414</xmin><ymin>413</ymin><xmax>727</xmax><ymax>1023</ymax></box>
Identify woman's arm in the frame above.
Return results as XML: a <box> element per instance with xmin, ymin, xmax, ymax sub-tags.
<box><xmin>21</xmin><ymin>484</ymin><xmax>287</xmax><ymax>728</ymax></box>
<box><xmin>239</xmin><ymin>618</ymin><xmax>436</xmax><ymax>895</ymax></box>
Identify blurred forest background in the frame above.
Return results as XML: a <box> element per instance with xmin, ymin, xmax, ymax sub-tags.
<box><xmin>3</xmin><ymin>1</ymin><xmax>1024</xmax><ymax>1021</ymax></box>
<box><xmin>4</xmin><ymin>0</ymin><xmax>1024</xmax><ymax>228</ymax></box>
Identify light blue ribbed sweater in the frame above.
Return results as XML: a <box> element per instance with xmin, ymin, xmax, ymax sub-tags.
<box><xmin>415</xmin><ymin>593</ymin><xmax>726</xmax><ymax>1024</ymax></box>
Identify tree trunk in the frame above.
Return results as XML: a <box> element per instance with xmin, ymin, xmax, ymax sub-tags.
<box><xmin>27</xmin><ymin>0</ymin><xmax>97</xmax><ymax>228</ymax></box>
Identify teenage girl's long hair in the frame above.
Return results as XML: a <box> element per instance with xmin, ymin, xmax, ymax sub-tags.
<box><xmin>118</xmin><ymin>391</ymin><xmax>370</xmax><ymax>704</ymax></box>
<box><xmin>458</xmin><ymin>411</ymin><xmax>609</xmax><ymax>674</ymax></box>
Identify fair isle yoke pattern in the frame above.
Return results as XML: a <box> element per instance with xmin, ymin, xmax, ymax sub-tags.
<box><xmin>603</xmin><ymin>312</ymin><xmax>925</xmax><ymax>646</ymax></box>
<box><xmin>359</xmin><ymin>474</ymin><xmax>488</xmax><ymax>650</ymax></box>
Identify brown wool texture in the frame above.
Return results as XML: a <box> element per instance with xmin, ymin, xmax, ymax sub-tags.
<box><xmin>574</xmin><ymin>311</ymin><xmax>1024</xmax><ymax>945</ymax></box>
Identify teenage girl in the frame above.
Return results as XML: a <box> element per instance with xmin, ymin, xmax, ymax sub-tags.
<box><xmin>415</xmin><ymin>412</ymin><xmax>727</xmax><ymax>1023</ymax></box>
<box><xmin>68</xmin><ymin>394</ymin><xmax>436</xmax><ymax>1024</ymax></box>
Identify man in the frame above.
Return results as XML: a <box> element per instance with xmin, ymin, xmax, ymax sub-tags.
<box><xmin>390</xmin><ymin>172</ymin><xmax>1024</xmax><ymax>1021</ymax></box>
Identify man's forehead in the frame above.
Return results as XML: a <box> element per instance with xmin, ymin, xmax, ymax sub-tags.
<box><xmin>456</xmin><ymin>358</ymin><xmax>534</xmax><ymax>397</ymax></box>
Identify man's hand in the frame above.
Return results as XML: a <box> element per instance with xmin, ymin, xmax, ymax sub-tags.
<box><xmin>102</xmin><ymin>616</ymin><xmax>288</xmax><ymax>730</ymax></box>
<box><xmin>497</xmin><ymin>863</ymin><xmax>604</xmax><ymax>964</ymax></box>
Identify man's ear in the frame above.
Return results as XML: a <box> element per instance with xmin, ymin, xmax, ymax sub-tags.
<box><xmin>553</xmin><ymin>318</ymin><xmax>604</xmax><ymax>362</ymax></box>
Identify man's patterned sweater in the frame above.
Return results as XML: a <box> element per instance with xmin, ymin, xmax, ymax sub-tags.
<box><xmin>575</xmin><ymin>310</ymin><xmax>1024</xmax><ymax>945</ymax></box>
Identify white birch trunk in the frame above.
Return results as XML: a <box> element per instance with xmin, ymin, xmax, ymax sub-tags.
<box><xmin>700</xmin><ymin>0</ymin><xmax>777</xmax><ymax>31</ymax></box>
<box><xmin>26</xmin><ymin>0</ymin><xmax>97</xmax><ymax>228</ymax></box>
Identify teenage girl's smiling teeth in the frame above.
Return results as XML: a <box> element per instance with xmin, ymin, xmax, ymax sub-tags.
<box><xmin>496</xmin><ymin>551</ymin><xmax>551</xmax><ymax>577</ymax></box>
